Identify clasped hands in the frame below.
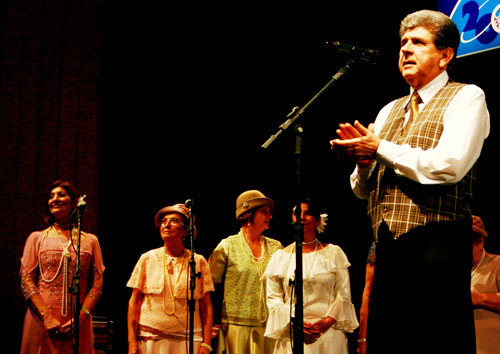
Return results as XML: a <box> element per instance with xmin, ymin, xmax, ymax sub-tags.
<box><xmin>44</xmin><ymin>310</ymin><xmax>89</xmax><ymax>340</ymax></box>
<box><xmin>303</xmin><ymin>316</ymin><xmax>336</xmax><ymax>344</ymax></box>
<box><xmin>329</xmin><ymin>120</ymin><xmax>380</xmax><ymax>167</ymax></box>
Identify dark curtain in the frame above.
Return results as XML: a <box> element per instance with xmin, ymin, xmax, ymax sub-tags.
<box><xmin>0</xmin><ymin>0</ymin><xmax>102</xmax><ymax>350</ymax></box>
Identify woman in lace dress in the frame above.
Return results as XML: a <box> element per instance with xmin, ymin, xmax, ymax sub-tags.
<box><xmin>20</xmin><ymin>180</ymin><xmax>105</xmax><ymax>353</ymax></box>
<box><xmin>127</xmin><ymin>203</ymin><xmax>214</xmax><ymax>354</ymax></box>
<box><xmin>263</xmin><ymin>197</ymin><xmax>358</xmax><ymax>353</ymax></box>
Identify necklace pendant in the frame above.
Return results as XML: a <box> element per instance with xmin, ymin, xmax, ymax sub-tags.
<box><xmin>62</xmin><ymin>249</ymin><xmax>70</xmax><ymax>259</ymax></box>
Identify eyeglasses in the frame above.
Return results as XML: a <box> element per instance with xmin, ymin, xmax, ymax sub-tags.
<box><xmin>161</xmin><ymin>217</ymin><xmax>184</xmax><ymax>227</ymax></box>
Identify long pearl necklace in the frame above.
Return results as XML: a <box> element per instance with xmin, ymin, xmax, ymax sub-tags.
<box><xmin>163</xmin><ymin>250</ymin><xmax>187</xmax><ymax>317</ymax></box>
<box><xmin>241</xmin><ymin>230</ymin><xmax>265</xmax><ymax>263</ymax></box>
<box><xmin>38</xmin><ymin>226</ymin><xmax>74</xmax><ymax>317</ymax></box>
<box><xmin>240</xmin><ymin>230</ymin><xmax>268</xmax><ymax>322</ymax></box>
<box><xmin>471</xmin><ymin>249</ymin><xmax>486</xmax><ymax>276</ymax></box>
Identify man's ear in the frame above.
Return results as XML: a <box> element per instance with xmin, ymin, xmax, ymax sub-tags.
<box><xmin>439</xmin><ymin>47</ymin><xmax>454</xmax><ymax>69</ymax></box>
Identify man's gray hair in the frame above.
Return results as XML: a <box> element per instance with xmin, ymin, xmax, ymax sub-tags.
<box><xmin>400</xmin><ymin>10</ymin><xmax>460</xmax><ymax>58</ymax></box>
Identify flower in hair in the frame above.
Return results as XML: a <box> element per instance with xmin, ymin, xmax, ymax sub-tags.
<box><xmin>316</xmin><ymin>213</ymin><xmax>328</xmax><ymax>233</ymax></box>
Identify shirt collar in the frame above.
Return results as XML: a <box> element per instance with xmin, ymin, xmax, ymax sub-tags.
<box><xmin>406</xmin><ymin>71</ymin><xmax>449</xmax><ymax>107</ymax></box>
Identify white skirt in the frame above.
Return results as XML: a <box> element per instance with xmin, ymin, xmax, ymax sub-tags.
<box><xmin>140</xmin><ymin>337</ymin><xmax>201</xmax><ymax>354</ymax></box>
<box><xmin>273</xmin><ymin>328</ymin><xmax>348</xmax><ymax>354</ymax></box>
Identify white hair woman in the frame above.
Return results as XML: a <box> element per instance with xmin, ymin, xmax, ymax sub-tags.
<box><xmin>127</xmin><ymin>203</ymin><xmax>214</xmax><ymax>354</ymax></box>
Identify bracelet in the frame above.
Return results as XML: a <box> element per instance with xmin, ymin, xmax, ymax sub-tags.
<box><xmin>81</xmin><ymin>307</ymin><xmax>91</xmax><ymax>317</ymax></box>
<box><xmin>201</xmin><ymin>343</ymin><xmax>213</xmax><ymax>352</ymax></box>
<box><xmin>358</xmin><ymin>338</ymin><xmax>367</xmax><ymax>343</ymax></box>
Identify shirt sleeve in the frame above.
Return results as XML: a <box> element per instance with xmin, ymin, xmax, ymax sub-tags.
<box><xmin>208</xmin><ymin>239</ymin><xmax>228</xmax><ymax>284</ymax></box>
<box><xmin>324</xmin><ymin>247</ymin><xmax>359</xmax><ymax>333</ymax></box>
<box><xmin>198</xmin><ymin>255</ymin><xmax>215</xmax><ymax>295</ymax></box>
<box><xmin>20</xmin><ymin>232</ymin><xmax>43</xmax><ymax>274</ymax></box>
<box><xmin>350</xmin><ymin>162</ymin><xmax>377</xmax><ymax>200</ymax></box>
<box><xmin>126</xmin><ymin>254</ymin><xmax>147</xmax><ymax>291</ymax></box>
<box><xmin>264</xmin><ymin>251</ymin><xmax>292</xmax><ymax>339</ymax></box>
<box><xmin>86</xmin><ymin>233</ymin><xmax>105</xmax><ymax>275</ymax></box>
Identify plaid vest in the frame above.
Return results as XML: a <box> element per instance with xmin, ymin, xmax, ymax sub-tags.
<box><xmin>368</xmin><ymin>81</ymin><xmax>475</xmax><ymax>239</ymax></box>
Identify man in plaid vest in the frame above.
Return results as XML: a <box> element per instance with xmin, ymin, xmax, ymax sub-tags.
<box><xmin>331</xmin><ymin>10</ymin><xmax>490</xmax><ymax>354</ymax></box>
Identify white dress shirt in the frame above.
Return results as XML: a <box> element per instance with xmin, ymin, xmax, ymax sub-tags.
<box><xmin>351</xmin><ymin>71</ymin><xmax>490</xmax><ymax>199</ymax></box>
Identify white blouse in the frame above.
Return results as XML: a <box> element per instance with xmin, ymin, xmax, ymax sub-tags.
<box><xmin>263</xmin><ymin>243</ymin><xmax>358</xmax><ymax>353</ymax></box>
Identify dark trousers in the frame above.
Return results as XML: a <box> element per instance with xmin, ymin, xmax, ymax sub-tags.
<box><xmin>370</xmin><ymin>220</ymin><xmax>476</xmax><ymax>354</ymax></box>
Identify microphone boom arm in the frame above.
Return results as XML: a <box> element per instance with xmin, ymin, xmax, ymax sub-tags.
<box><xmin>261</xmin><ymin>59</ymin><xmax>354</xmax><ymax>149</ymax></box>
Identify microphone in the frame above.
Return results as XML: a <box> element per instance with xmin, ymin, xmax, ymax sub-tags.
<box><xmin>184</xmin><ymin>199</ymin><xmax>196</xmax><ymax>239</ymax></box>
<box><xmin>325</xmin><ymin>41</ymin><xmax>379</xmax><ymax>63</ymax></box>
<box><xmin>77</xmin><ymin>195</ymin><xmax>87</xmax><ymax>212</ymax></box>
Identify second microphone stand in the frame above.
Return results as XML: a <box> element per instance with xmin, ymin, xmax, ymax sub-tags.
<box><xmin>261</xmin><ymin>59</ymin><xmax>355</xmax><ymax>354</ymax></box>
<box><xmin>291</xmin><ymin>124</ymin><xmax>305</xmax><ymax>354</ymax></box>
<box><xmin>70</xmin><ymin>196</ymin><xmax>86</xmax><ymax>354</ymax></box>
<box><xmin>186</xmin><ymin>200</ymin><xmax>201</xmax><ymax>354</ymax></box>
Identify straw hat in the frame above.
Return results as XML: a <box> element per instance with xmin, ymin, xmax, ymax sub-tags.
<box><xmin>472</xmin><ymin>215</ymin><xmax>488</xmax><ymax>238</ymax></box>
<box><xmin>235</xmin><ymin>190</ymin><xmax>274</xmax><ymax>220</ymax></box>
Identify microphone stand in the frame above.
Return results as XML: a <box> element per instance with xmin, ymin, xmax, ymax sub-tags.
<box><xmin>261</xmin><ymin>59</ymin><xmax>355</xmax><ymax>354</ymax></box>
<box><xmin>186</xmin><ymin>200</ymin><xmax>200</xmax><ymax>354</ymax></box>
<box><xmin>71</xmin><ymin>202</ymin><xmax>85</xmax><ymax>354</ymax></box>
<box><xmin>291</xmin><ymin>124</ymin><xmax>305</xmax><ymax>354</ymax></box>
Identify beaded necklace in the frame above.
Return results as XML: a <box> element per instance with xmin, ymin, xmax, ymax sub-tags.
<box><xmin>241</xmin><ymin>230</ymin><xmax>266</xmax><ymax>263</ymax></box>
<box><xmin>240</xmin><ymin>230</ymin><xmax>268</xmax><ymax>322</ymax></box>
<box><xmin>289</xmin><ymin>238</ymin><xmax>320</xmax><ymax>282</ymax></box>
<box><xmin>38</xmin><ymin>226</ymin><xmax>74</xmax><ymax>317</ymax></box>
<box><xmin>471</xmin><ymin>249</ymin><xmax>486</xmax><ymax>276</ymax></box>
<box><xmin>163</xmin><ymin>249</ymin><xmax>188</xmax><ymax>317</ymax></box>
<box><xmin>302</xmin><ymin>238</ymin><xmax>318</xmax><ymax>245</ymax></box>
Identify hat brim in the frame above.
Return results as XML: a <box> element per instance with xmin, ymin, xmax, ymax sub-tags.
<box><xmin>155</xmin><ymin>206</ymin><xmax>189</xmax><ymax>229</ymax></box>
<box><xmin>472</xmin><ymin>226</ymin><xmax>488</xmax><ymax>238</ymax></box>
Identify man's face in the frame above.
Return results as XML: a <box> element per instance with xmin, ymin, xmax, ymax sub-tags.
<box><xmin>399</xmin><ymin>26</ymin><xmax>452</xmax><ymax>90</ymax></box>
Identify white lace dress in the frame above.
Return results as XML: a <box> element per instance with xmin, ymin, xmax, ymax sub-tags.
<box><xmin>263</xmin><ymin>243</ymin><xmax>359</xmax><ymax>353</ymax></box>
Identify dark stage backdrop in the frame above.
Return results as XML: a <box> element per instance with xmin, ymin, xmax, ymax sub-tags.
<box><xmin>0</xmin><ymin>0</ymin><xmax>102</xmax><ymax>350</ymax></box>
<box><xmin>2</xmin><ymin>1</ymin><xmax>499</xmax><ymax>353</ymax></box>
